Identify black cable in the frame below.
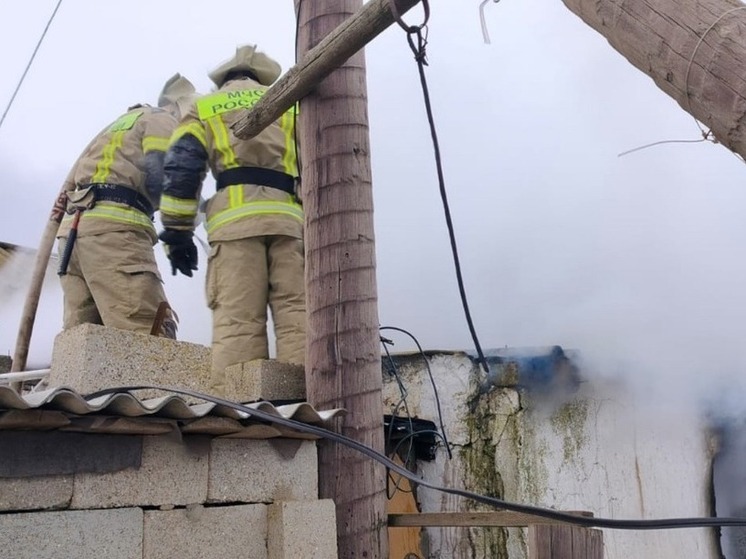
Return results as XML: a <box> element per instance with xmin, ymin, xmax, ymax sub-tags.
<box><xmin>380</xmin><ymin>337</ymin><xmax>416</xmax><ymax>497</ymax></box>
<box><xmin>392</xmin><ymin>7</ymin><xmax>489</xmax><ymax>374</ymax></box>
<box><xmin>388</xmin><ymin>428</ymin><xmax>448</xmax><ymax>494</ymax></box>
<box><xmin>0</xmin><ymin>0</ymin><xmax>63</xmax><ymax>132</ymax></box>
<box><xmin>380</xmin><ymin>325</ymin><xmax>452</xmax><ymax>459</ymax></box>
<box><xmin>85</xmin><ymin>384</ymin><xmax>746</xmax><ymax>530</ymax></box>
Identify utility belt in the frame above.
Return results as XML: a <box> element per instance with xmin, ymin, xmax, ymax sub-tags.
<box><xmin>216</xmin><ymin>166</ymin><xmax>295</xmax><ymax>195</ymax></box>
<box><xmin>67</xmin><ymin>183</ymin><xmax>154</xmax><ymax>218</ymax></box>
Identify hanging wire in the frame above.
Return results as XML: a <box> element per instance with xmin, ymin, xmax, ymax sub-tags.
<box><xmin>0</xmin><ymin>0</ymin><xmax>64</xmax><ymax>132</ymax></box>
<box><xmin>380</xmin><ymin>325</ymin><xmax>452</xmax><ymax>460</ymax></box>
<box><xmin>620</xmin><ymin>6</ymin><xmax>746</xmax><ymax>162</ymax></box>
<box><xmin>479</xmin><ymin>0</ymin><xmax>502</xmax><ymax>44</ymax></box>
<box><xmin>617</xmin><ymin>138</ymin><xmax>710</xmax><ymax>158</ymax></box>
<box><xmin>389</xmin><ymin>0</ymin><xmax>491</xmax><ymax>375</ymax></box>
<box><xmin>380</xmin><ymin>334</ymin><xmax>417</xmax><ymax>497</ymax></box>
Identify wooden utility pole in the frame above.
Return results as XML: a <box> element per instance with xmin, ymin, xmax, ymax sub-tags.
<box><xmin>294</xmin><ymin>1</ymin><xmax>389</xmax><ymax>557</ymax></box>
<box><xmin>562</xmin><ymin>0</ymin><xmax>746</xmax><ymax>160</ymax></box>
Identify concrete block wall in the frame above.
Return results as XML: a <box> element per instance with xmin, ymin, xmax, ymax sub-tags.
<box><xmin>49</xmin><ymin>323</ymin><xmax>306</xmax><ymax>403</ymax></box>
<box><xmin>0</xmin><ymin>324</ymin><xmax>336</xmax><ymax>558</ymax></box>
<box><xmin>0</xmin><ymin>433</ymin><xmax>337</xmax><ymax>558</ymax></box>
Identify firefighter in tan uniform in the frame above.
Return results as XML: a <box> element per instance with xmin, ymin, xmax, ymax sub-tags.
<box><xmin>57</xmin><ymin>74</ymin><xmax>197</xmax><ymax>339</ymax></box>
<box><xmin>159</xmin><ymin>45</ymin><xmax>305</xmax><ymax>391</ymax></box>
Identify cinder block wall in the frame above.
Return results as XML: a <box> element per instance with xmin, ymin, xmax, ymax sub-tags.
<box><xmin>0</xmin><ymin>431</ymin><xmax>337</xmax><ymax>559</ymax></box>
<box><xmin>0</xmin><ymin>432</ymin><xmax>337</xmax><ymax>559</ymax></box>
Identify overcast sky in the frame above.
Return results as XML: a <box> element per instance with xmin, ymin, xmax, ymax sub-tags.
<box><xmin>1</xmin><ymin>1</ymin><xmax>746</xmax><ymax>415</ymax></box>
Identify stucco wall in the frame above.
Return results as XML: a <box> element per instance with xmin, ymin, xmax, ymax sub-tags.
<box><xmin>382</xmin><ymin>350</ymin><xmax>720</xmax><ymax>559</ymax></box>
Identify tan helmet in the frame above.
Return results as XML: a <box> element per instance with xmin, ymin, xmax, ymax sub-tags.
<box><xmin>158</xmin><ymin>73</ymin><xmax>197</xmax><ymax>118</ymax></box>
<box><xmin>208</xmin><ymin>44</ymin><xmax>281</xmax><ymax>88</ymax></box>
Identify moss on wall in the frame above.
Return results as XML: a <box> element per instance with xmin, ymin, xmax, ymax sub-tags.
<box><xmin>459</xmin><ymin>389</ymin><xmax>517</xmax><ymax>559</ymax></box>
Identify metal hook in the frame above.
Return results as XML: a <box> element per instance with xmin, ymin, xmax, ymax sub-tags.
<box><xmin>479</xmin><ymin>0</ymin><xmax>501</xmax><ymax>44</ymax></box>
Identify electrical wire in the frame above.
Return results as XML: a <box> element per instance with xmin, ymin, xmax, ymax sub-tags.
<box><xmin>391</xmin><ymin>3</ymin><xmax>490</xmax><ymax>375</ymax></box>
<box><xmin>85</xmin><ymin>384</ymin><xmax>746</xmax><ymax>530</ymax></box>
<box><xmin>479</xmin><ymin>0</ymin><xmax>501</xmax><ymax>44</ymax></box>
<box><xmin>619</xmin><ymin>7</ymin><xmax>746</xmax><ymax>163</ymax></box>
<box><xmin>0</xmin><ymin>0</ymin><xmax>63</xmax><ymax>132</ymax></box>
<box><xmin>380</xmin><ymin>336</ymin><xmax>417</xmax><ymax>497</ymax></box>
<box><xmin>380</xmin><ymin>325</ymin><xmax>452</xmax><ymax>459</ymax></box>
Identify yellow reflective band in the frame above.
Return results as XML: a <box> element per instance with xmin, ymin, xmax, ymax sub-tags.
<box><xmin>160</xmin><ymin>195</ymin><xmax>199</xmax><ymax>217</ymax></box>
<box><xmin>228</xmin><ymin>184</ymin><xmax>243</xmax><ymax>208</ymax></box>
<box><xmin>109</xmin><ymin>111</ymin><xmax>143</xmax><ymax>132</ymax></box>
<box><xmin>142</xmin><ymin>135</ymin><xmax>169</xmax><ymax>153</ymax></box>
<box><xmin>206</xmin><ymin>201</ymin><xmax>304</xmax><ymax>235</ymax></box>
<box><xmin>171</xmin><ymin>122</ymin><xmax>207</xmax><ymax>148</ymax></box>
<box><xmin>92</xmin><ymin>130</ymin><xmax>125</xmax><ymax>183</ymax></box>
<box><xmin>196</xmin><ymin>89</ymin><xmax>265</xmax><ymax>120</ymax></box>
<box><xmin>280</xmin><ymin>110</ymin><xmax>297</xmax><ymax>177</ymax></box>
<box><xmin>61</xmin><ymin>204</ymin><xmax>155</xmax><ymax>229</ymax></box>
<box><xmin>205</xmin><ymin>116</ymin><xmax>237</xmax><ymax>170</ymax></box>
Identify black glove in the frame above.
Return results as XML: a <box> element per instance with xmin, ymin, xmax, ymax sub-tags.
<box><xmin>159</xmin><ymin>229</ymin><xmax>198</xmax><ymax>277</ymax></box>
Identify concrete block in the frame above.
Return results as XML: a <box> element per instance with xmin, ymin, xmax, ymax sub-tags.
<box><xmin>208</xmin><ymin>439</ymin><xmax>317</xmax><ymax>503</ymax></box>
<box><xmin>0</xmin><ymin>507</ymin><xmax>142</xmax><ymax>559</ymax></box>
<box><xmin>71</xmin><ymin>435</ymin><xmax>209</xmax><ymax>509</ymax></box>
<box><xmin>144</xmin><ymin>503</ymin><xmax>267</xmax><ymax>559</ymax></box>
<box><xmin>48</xmin><ymin>323</ymin><xmax>211</xmax><ymax>400</ymax></box>
<box><xmin>224</xmin><ymin>359</ymin><xmax>306</xmax><ymax>402</ymax></box>
<box><xmin>0</xmin><ymin>475</ymin><xmax>72</xmax><ymax>512</ymax></box>
<box><xmin>268</xmin><ymin>500</ymin><xmax>338</xmax><ymax>559</ymax></box>
<box><xmin>0</xmin><ymin>355</ymin><xmax>11</xmax><ymax>374</ymax></box>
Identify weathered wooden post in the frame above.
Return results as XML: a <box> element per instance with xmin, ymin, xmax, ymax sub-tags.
<box><xmin>294</xmin><ymin>1</ymin><xmax>388</xmax><ymax>556</ymax></box>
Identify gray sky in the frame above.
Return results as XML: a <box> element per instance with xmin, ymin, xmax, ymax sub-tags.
<box><xmin>1</xmin><ymin>1</ymin><xmax>745</xmax><ymax>414</ymax></box>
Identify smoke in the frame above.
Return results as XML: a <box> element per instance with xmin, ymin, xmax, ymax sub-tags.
<box><xmin>0</xmin><ymin>247</ymin><xmax>62</xmax><ymax>368</ymax></box>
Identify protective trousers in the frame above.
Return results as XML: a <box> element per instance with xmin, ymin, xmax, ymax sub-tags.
<box><xmin>58</xmin><ymin>229</ymin><xmax>176</xmax><ymax>338</ymax></box>
<box><xmin>207</xmin><ymin>235</ymin><xmax>306</xmax><ymax>393</ymax></box>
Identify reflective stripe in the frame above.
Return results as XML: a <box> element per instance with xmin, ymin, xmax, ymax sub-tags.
<box><xmin>91</xmin><ymin>130</ymin><xmax>125</xmax><ymax>183</ymax></box>
<box><xmin>160</xmin><ymin>194</ymin><xmax>199</xmax><ymax>217</ymax></box>
<box><xmin>61</xmin><ymin>203</ymin><xmax>154</xmax><ymax>229</ymax></box>
<box><xmin>206</xmin><ymin>116</ymin><xmax>238</xmax><ymax>169</ymax></box>
<box><xmin>206</xmin><ymin>200</ymin><xmax>304</xmax><ymax>235</ymax></box>
<box><xmin>142</xmin><ymin>135</ymin><xmax>169</xmax><ymax>153</ymax></box>
<box><xmin>280</xmin><ymin>109</ymin><xmax>297</xmax><ymax>176</ymax></box>
<box><xmin>172</xmin><ymin>122</ymin><xmax>207</xmax><ymax>147</ymax></box>
<box><xmin>228</xmin><ymin>184</ymin><xmax>243</xmax><ymax>208</ymax></box>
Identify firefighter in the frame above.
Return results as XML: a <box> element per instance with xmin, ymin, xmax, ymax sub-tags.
<box><xmin>57</xmin><ymin>74</ymin><xmax>197</xmax><ymax>339</ymax></box>
<box><xmin>159</xmin><ymin>45</ymin><xmax>305</xmax><ymax>392</ymax></box>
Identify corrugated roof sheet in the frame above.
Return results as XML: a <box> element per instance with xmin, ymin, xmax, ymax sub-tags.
<box><xmin>0</xmin><ymin>385</ymin><xmax>344</xmax><ymax>439</ymax></box>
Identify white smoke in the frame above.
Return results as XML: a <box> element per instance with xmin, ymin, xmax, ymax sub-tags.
<box><xmin>0</xmin><ymin>246</ymin><xmax>62</xmax><ymax>368</ymax></box>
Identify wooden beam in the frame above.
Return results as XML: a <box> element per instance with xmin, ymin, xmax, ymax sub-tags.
<box><xmin>529</xmin><ymin>524</ymin><xmax>604</xmax><ymax>559</ymax></box>
<box><xmin>388</xmin><ymin>511</ymin><xmax>594</xmax><ymax>528</ymax></box>
<box><xmin>232</xmin><ymin>0</ymin><xmax>420</xmax><ymax>140</ymax></box>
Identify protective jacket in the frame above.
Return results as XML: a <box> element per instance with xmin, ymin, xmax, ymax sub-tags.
<box><xmin>58</xmin><ymin>105</ymin><xmax>177</xmax><ymax>243</ymax></box>
<box><xmin>160</xmin><ymin>78</ymin><xmax>302</xmax><ymax>242</ymax></box>
<box><xmin>57</xmin><ymin>105</ymin><xmax>179</xmax><ymax>339</ymax></box>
